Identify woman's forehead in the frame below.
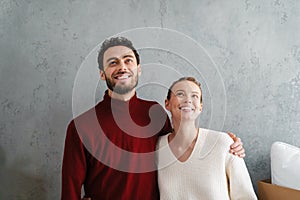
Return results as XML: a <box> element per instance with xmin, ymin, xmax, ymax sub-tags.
<box><xmin>172</xmin><ymin>80</ymin><xmax>201</xmax><ymax>92</ymax></box>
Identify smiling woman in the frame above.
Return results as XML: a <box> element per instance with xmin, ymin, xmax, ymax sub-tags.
<box><xmin>165</xmin><ymin>77</ymin><xmax>202</xmax><ymax>123</ymax></box>
<box><xmin>156</xmin><ymin>77</ymin><xmax>257</xmax><ymax>200</ymax></box>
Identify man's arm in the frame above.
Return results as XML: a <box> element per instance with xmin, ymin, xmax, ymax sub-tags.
<box><xmin>228</xmin><ymin>132</ymin><xmax>246</xmax><ymax>158</ymax></box>
<box><xmin>61</xmin><ymin>121</ymin><xmax>87</xmax><ymax>200</ymax></box>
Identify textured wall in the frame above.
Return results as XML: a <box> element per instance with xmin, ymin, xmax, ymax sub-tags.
<box><xmin>1</xmin><ymin>0</ymin><xmax>300</xmax><ymax>199</ymax></box>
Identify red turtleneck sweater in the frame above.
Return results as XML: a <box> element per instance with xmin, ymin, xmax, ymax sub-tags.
<box><xmin>61</xmin><ymin>91</ymin><xmax>171</xmax><ymax>200</ymax></box>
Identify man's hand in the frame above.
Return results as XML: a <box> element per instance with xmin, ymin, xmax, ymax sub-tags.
<box><xmin>228</xmin><ymin>132</ymin><xmax>246</xmax><ymax>158</ymax></box>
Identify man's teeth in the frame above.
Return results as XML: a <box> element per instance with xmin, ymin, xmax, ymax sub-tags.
<box><xmin>115</xmin><ymin>75</ymin><xmax>129</xmax><ymax>79</ymax></box>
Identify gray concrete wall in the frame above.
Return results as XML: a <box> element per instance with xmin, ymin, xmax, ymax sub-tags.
<box><xmin>1</xmin><ymin>0</ymin><xmax>299</xmax><ymax>199</ymax></box>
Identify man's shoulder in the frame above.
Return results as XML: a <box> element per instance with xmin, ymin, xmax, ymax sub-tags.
<box><xmin>135</xmin><ymin>97</ymin><xmax>165</xmax><ymax>112</ymax></box>
<box><xmin>68</xmin><ymin>104</ymin><xmax>100</xmax><ymax>129</ymax></box>
<box><xmin>136</xmin><ymin>97</ymin><xmax>160</xmax><ymax>105</ymax></box>
<box><xmin>73</xmin><ymin>104</ymin><xmax>98</xmax><ymax>119</ymax></box>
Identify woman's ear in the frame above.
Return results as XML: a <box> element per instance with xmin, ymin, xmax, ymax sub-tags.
<box><xmin>165</xmin><ymin>99</ymin><xmax>170</xmax><ymax>111</ymax></box>
<box><xmin>199</xmin><ymin>103</ymin><xmax>203</xmax><ymax>112</ymax></box>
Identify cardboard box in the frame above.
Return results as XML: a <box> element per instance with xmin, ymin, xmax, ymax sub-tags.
<box><xmin>258</xmin><ymin>179</ymin><xmax>300</xmax><ymax>200</ymax></box>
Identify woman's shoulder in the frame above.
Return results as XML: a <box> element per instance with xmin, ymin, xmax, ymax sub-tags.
<box><xmin>201</xmin><ymin>128</ymin><xmax>233</xmax><ymax>141</ymax></box>
<box><xmin>200</xmin><ymin>128</ymin><xmax>234</xmax><ymax>152</ymax></box>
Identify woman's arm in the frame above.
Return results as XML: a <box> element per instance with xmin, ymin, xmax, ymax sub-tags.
<box><xmin>226</xmin><ymin>156</ymin><xmax>257</xmax><ymax>200</ymax></box>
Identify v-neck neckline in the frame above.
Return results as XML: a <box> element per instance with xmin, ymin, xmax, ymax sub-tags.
<box><xmin>167</xmin><ymin>128</ymin><xmax>201</xmax><ymax>164</ymax></box>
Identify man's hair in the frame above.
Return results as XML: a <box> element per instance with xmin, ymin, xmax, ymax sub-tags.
<box><xmin>97</xmin><ymin>37</ymin><xmax>140</xmax><ymax>71</ymax></box>
<box><xmin>167</xmin><ymin>77</ymin><xmax>203</xmax><ymax>103</ymax></box>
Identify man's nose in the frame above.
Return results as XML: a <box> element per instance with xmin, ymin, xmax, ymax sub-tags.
<box><xmin>117</xmin><ymin>61</ymin><xmax>127</xmax><ymax>71</ymax></box>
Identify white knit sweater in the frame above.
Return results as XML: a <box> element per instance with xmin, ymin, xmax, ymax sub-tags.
<box><xmin>156</xmin><ymin>128</ymin><xmax>257</xmax><ymax>200</ymax></box>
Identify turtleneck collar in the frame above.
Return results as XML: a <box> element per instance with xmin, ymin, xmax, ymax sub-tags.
<box><xmin>102</xmin><ymin>90</ymin><xmax>138</xmax><ymax>104</ymax></box>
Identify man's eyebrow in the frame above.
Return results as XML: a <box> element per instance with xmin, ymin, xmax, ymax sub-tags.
<box><xmin>123</xmin><ymin>54</ymin><xmax>134</xmax><ymax>59</ymax></box>
<box><xmin>106</xmin><ymin>57</ymin><xmax>117</xmax><ymax>64</ymax></box>
<box><xmin>106</xmin><ymin>54</ymin><xmax>134</xmax><ymax>64</ymax></box>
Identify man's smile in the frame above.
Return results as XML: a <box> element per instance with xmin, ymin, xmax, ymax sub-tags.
<box><xmin>113</xmin><ymin>73</ymin><xmax>132</xmax><ymax>80</ymax></box>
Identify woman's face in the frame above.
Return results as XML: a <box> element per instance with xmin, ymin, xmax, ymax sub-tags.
<box><xmin>165</xmin><ymin>80</ymin><xmax>202</xmax><ymax>121</ymax></box>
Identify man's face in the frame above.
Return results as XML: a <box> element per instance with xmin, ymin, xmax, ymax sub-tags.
<box><xmin>101</xmin><ymin>46</ymin><xmax>141</xmax><ymax>95</ymax></box>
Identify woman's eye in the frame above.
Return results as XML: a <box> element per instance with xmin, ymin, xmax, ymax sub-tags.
<box><xmin>192</xmin><ymin>94</ymin><xmax>199</xmax><ymax>99</ymax></box>
<box><xmin>176</xmin><ymin>92</ymin><xmax>184</xmax><ymax>97</ymax></box>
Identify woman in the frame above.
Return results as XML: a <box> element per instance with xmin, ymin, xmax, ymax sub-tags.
<box><xmin>156</xmin><ymin>77</ymin><xmax>257</xmax><ymax>200</ymax></box>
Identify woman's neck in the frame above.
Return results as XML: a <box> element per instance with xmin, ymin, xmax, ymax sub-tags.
<box><xmin>169</xmin><ymin>119</ymin><xmax>199</xmax><ymax>148</ymax></box>
<box><xmin>168</xmin><ymin>119</ymin><xmax>199</xmax><ymax>162</ymax></box>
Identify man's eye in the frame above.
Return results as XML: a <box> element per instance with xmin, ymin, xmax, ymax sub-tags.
<box><xmin>125</xmin><ymin>59</ymin><xmax>133</xmax><ymax>63</ymax></box>
<box><xmin>192</xmin><ymin>95</ymin><xmax>199</xmax><ymax>99</ymax></box>
<box><xmin>109</xmin><ymin>61</ymin><xmax>117</xmax><ymax>66</ymax></box>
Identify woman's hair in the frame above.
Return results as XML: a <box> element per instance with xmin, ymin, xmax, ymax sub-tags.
<box><xmin>167</xmin><ymin>77</ymin><xmax>202</xmax><ymax>103</ymax></box>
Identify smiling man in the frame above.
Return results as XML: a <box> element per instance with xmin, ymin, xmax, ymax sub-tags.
<box><xmin>61</xmin><ymin>37</ymin><xmax>245</xmax><ymax>200</ymax></box>
<box><xmin>100</xmin><ymin>45</ymin><xmax>141</xmax><ymax>100</ymax></box>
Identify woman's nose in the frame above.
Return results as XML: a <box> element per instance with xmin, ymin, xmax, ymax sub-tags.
<box><xmin>184</xmin><ymin>96</ymin><xmax>192</xmax><ymax>103</ymax></box>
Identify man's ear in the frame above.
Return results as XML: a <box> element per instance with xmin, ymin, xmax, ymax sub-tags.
<box><xmin>100</xmin><ymin>70</ymin><xmax>106</xmax><ymax>80</ymax></box>
<box><xmin>137</xmin><ymin>64</ymin><xmax>141</xmax><ymax>76</ymax></box>
<box><xmin>199</xmin><ymin>103</ymin><xmax>203</xmax><ymax>112</ymax></box>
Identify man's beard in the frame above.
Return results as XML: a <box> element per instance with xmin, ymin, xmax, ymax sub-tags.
<box><xmin>105</xmin><ymin>73</ymin><xmax>138</xmax><ymax>95</ymax></box>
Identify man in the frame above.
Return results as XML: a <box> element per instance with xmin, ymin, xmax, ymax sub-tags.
<box><xmin>61</xmin><ymin>37</ymin><xmax>245</xmax><ymax>200</ymax></box>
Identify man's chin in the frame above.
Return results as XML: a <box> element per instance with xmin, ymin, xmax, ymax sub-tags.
<box><xmin>105</xmin><ymin>78</ymin><xmax>138</xmax><ymax>95</ymax></box>
<box><xmin>111</xmin><ymin>86</ymin><xmax>134</xmax><ymax>95</ymax></box>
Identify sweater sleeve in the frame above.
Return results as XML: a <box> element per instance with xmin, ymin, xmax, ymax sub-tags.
<box><xmin>61</xmin><ymin>120</ymin><xmax>87</xmax><ymax>200</ymax></box>
<box><xmin>226</xmin><ymin>156</ymin><xmax>257</xmax><ymax>200</ymax></box>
